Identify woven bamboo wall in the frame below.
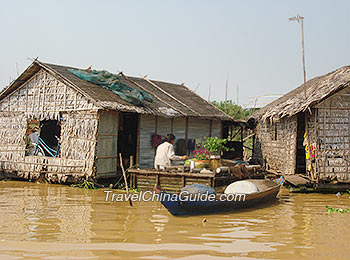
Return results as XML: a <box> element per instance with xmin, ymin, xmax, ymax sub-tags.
<box><xmin>253</xmin><ymin>115</ymin><xmax>297</xmax><ymax>175</ymax></box>
<box><xmin>0</xmin><ymin>69</ymin><xmax>99</xmax><ymax>182</ymax></box>
<box><xmin>313</xmin><ymin>86</ymin><xmax>350</xmax><ymax>182</ymax></box>
<box><xmin>139</xmin><ymin>115</ymin><xmax>223</xmax><ymax>168</ymax></box>
<box><xmin>0</xmin><ymin>69</ymin><xmax>96</xmax><ymax>119</ymax></box>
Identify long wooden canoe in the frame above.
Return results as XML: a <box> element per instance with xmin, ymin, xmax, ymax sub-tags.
<box><xmin>154</xmin><ymin>179</ymin><xmax>282</xmax><ymax>216</ymax></box>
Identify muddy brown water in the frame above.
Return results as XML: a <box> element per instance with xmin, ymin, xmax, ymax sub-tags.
<box><xmin>0</xmin><ymin>181</ymin><xmax>350</xmax><ymax>260</ymax></box>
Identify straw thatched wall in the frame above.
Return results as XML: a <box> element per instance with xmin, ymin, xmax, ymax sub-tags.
<box><xmin>253</xmin><ymin>85</ymin><xmax>350</xmax><ymax>182</ymax></box>
<box><xmin>312</xmin><ymin>86</ymin><xmax>350</xmax><ymax>182</ymax></box>
<box><xmin>139</xmin><ymin>115</ymin><xmax>222</xmax><ymax>168</ymax></box>
<box><xmin>253</xmin><ymin>115</ymin><xmax>297</xmax><ymax>175</ymax></box>
<box><xmin>0</xmin><ymin>69</ymin><xmax>99</xmax><ymax>182</ymax></box>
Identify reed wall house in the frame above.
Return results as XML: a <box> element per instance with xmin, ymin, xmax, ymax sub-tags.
<box><xmin>251</xmin><ymin>65</ymin><xmax>350</xmax><ymax>183</ymax></box>
<box><xmin>0</xmin><ymin>60</ymin><xmax>233</xmax><ymax>183</ymax></box>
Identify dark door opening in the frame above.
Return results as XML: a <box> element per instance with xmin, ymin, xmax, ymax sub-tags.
<box><xmin>296</xmin><ymin>113</ymin><xmax>306</xmax><ymax>174</ymax></box>
<box><xmin>222</xmin><ymin>121</ymin><xmax>243</xmax><ymax>160</ymax></box>
<box><xmin>118</xmin><ymin>112</ymin><xmax>139</xmax><ymax>168</ymax></box>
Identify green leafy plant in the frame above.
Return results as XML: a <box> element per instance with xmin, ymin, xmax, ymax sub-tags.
<box><xmin>71</xmin><ymin>180</ymin><xmax>98</xmax><ymax>189</ymax></box>
<box><xmin>199</xmin><ymin>137</ymin><xmax>231</xmax><ymax>155</ymax></box>
<box><xmin>326</xmin><ymin>205</ymin><xmax>350</xmax><ymax>213</ymax></box>
<box><xmin>116</xmin><ymin>183</ymin><xmax>139</xmax><ymax>193</ymax></box>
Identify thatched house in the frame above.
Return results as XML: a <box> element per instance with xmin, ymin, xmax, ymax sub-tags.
<box><xmin>251</xmin><ymin>65</ymin><xmax>350</xmax><ymax>183</ymax></box>
<box><xmin>0</xmin><ymin>60</ymin><xmax>233</xmax><ymax>183</ymax></box>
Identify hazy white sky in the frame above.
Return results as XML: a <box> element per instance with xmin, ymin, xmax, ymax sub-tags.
<box><xmin>1</xmin><ymin>0</ymin><xmax>350</xmax><ymax>106</ymax></box>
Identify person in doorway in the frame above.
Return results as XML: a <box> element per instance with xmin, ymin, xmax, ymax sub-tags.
<box><xmin>26</xmin><ymin>126</ymin><xmax>40</xmax><ymax>155</ymax></box>
<box><xmin>154</xmin><ymin>134</ymin><xmax>187</xmax><ymax>170</ymax></box>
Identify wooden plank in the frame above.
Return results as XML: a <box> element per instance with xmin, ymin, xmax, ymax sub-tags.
<box><xmin>128</xmin><ymin>169</ymin><xmax>214</xmax><ymax>178</ymax></box>
<box><xmin>284</xmin><ymin>175</ymin><xmax>310</xmax><ymax>187</ymax></box>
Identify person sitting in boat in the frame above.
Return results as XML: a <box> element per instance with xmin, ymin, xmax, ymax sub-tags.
<box><xmin>154</xmin><ymin>134</ymin><xmax>187</xmax><ymax>170</ymax></box>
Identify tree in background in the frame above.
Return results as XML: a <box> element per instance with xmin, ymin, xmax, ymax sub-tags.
<box><xmin>212</xmin><ymin>100</ymin><xmax>253</xmax><ymax>120</ymax></box>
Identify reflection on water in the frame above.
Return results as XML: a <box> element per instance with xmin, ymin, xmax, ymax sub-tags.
<box><xmin>0</xmin><ymin>181</ymin><xmax>349</xmax><ymax>259</ymax></box>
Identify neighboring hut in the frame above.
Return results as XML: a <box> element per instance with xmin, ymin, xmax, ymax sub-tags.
<box><xmin>0</xmin><ymin>60</ymin><xmax>234</xmax><ymax>183</ymax></box>
<box><xmin>251</xmin><ymin>65</ymin><xmax>350</xmax><ymax>183</ymax></box>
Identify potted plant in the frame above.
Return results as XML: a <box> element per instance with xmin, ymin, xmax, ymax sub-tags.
<box><xmin>200</xmin><ymin>137</ymin><xmax>231</xmax><ymax>170</ymax></box>
<box><xmin>192</xmin><ymin>148</ymin><xmax>211</xmax><ymax>168</ymax></box>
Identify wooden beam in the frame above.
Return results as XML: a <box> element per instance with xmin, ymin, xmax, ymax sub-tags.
<box><xmin>243</xmin><ymin>133</ymin><xmax>255</xmax><ymax>142</ymax></box>
<box><xmin>243</xmin><ymin>145</ymin><xmax>253</xmax><ymax>150</ymax></box>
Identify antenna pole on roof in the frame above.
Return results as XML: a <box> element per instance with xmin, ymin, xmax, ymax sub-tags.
<box><xmin>236</xmin><ymin>84</ymin><xmax>239</xmax><ymax>105</ymax></box>
<box><xmin>289</xmin><ymin>14</ymin><xmax>307</xmax><ymax>99</ymax></box>
<box><xmin>16</xmin><ymin>62</ymin><xmax>19</xmax><ymax>76</ymax></box>
<box><xmin>225</xmin><ymin>73</ymin><xmax>229</xmax><ymax>101</ymax></box>
<box><xmin>289</xmin><ymin>15</ymin><xmax>315</xmax><ymax>181</ymax></box>
<box><xmin>194</xmin><ymin>83</ymin><xmax>200</xmax><ymax>92</ymax></box>
<box><xmin>208</xmin><ymin>84</ymin><xmax>211</xmax><ymax>102</ymax></box>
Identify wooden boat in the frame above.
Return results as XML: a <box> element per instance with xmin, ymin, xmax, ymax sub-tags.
<box><xmin>154</xmin><ymin>179</ymin><xmax>282</xmax><ymax>216</ymax></box>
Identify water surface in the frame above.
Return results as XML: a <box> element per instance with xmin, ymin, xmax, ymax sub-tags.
<box><xmin>0</xmin><ymin>181</ymin><xmax>349</xmax><ymax>259</ymax></box>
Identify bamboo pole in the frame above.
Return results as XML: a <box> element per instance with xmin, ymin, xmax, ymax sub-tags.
<box><xmin>119</xmin><ymin>153</ymin><xmax>133</xmax><ymax>206</ymax></box>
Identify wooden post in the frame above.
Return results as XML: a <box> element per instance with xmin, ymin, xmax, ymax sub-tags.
<box><xmin>156</xmin><ymin>174</ymin><xmax>160</xmax><ymax>185</ymax></box>
<box><xmin>136</xmin><ymin>114</ymin><xmax>140</xmax><ymax>166</ymax></box>
<box><xmin>209</xmin><ymin>120</ymin><xmax>213</xmax><ymax>137</ymax></box>
<box><xmin>155</xmin><ymin>116</ymin><xmax>158</xmax><ymax>134</ymax></box>
<box><xmin>185</xmin><ymin>117</ymin><xmax>189</xmax><ymax>142</ymax></box>
<box><xmin>130</xmin><ymin>155</ymin><xmax>134</xmax><ymax>169</ymax></box>
<box><xmin>171</xmin><ymin>118</ymin><xmax>174</xmax><ymax>134</ymax></box>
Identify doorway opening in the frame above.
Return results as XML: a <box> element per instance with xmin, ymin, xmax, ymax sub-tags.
<box><xmin>118</xmin><ymin>112</ymin><xmax>139</xmax><ymax>168</ymax></box>
<box><xmin>296</xmin><ymin>112</ymin><xmax>306</xmax><ymax>174</ymax></box>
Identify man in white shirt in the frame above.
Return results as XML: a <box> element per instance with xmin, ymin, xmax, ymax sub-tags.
<box><xmin>154</xmin><ymin>134</ymin><xmax>187</xmax><ymax>170</ymax></box>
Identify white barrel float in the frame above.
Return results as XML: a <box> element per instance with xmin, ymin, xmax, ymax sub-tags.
<box><xmin>224</xmin><ymin>180</ymin><xmax>259</xmax><ymax>194</ymax></box>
